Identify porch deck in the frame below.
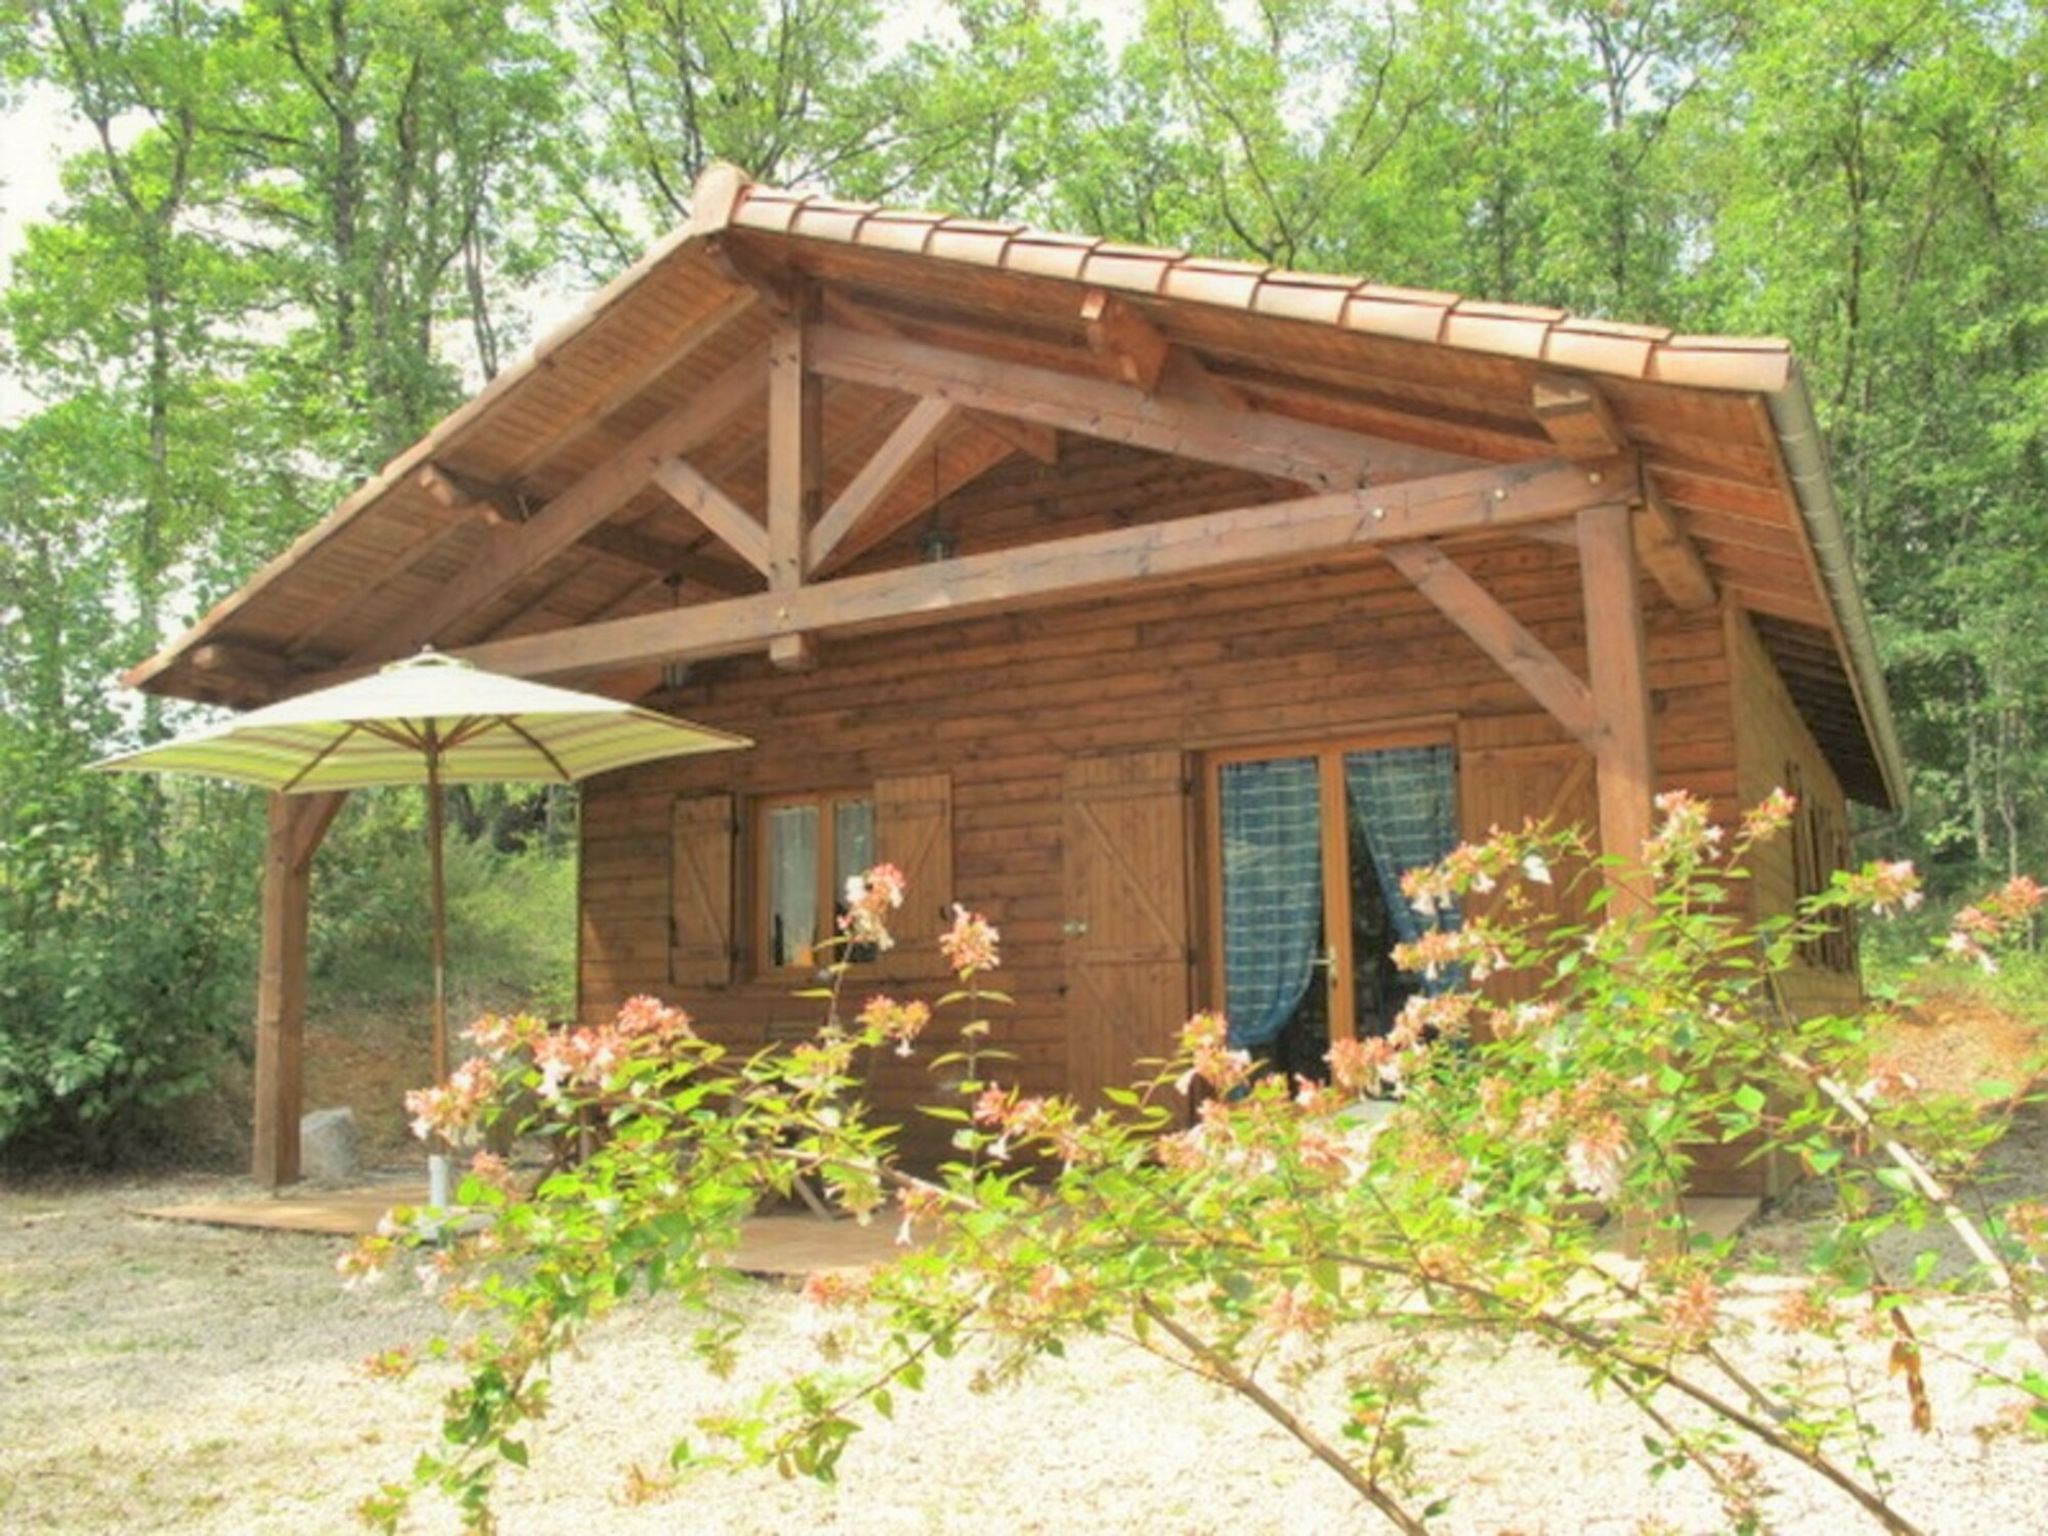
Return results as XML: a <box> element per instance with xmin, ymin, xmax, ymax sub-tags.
<box><xmin>136</xmin><ymin>1183</ymin><xmax>917</xmax><ymax>1274</ymax></box>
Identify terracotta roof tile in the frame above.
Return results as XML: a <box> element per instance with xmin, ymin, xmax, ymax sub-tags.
<box><xmin>1251</xmin><ymin>276</ymin><xmax>1353</xmax><ymax>326</ymax></box>
<box><xmin>1002</xmin><ymin>236</ymin><xmax>1099</xmax><ymax>282</ymax></box>
<box><xmin>1442</xmin><ymin>308</ymin><xmax>1553</xmax><ymax>360</ymax></box>
<box><xmin>1650</xmin><ymin>345</ymin><xmax>1794</xmax><ymax>392</ymax></box>
<box><xmin>725</xmin><ymin>179</ymin><xmax>1800</xmax><ymax>393</ymax></box>
<box><xmin>733</xmin><ymin>190</ymin><xmax>802</xmax><ymax>233</ymax></box>
<box><xmin>1161</xmin><ymin>258</ymin><xmax>1269</xmax><ymax>309</ymax></box>
<box><xmin>788</xmin><ymin>202</ymin><xmax>878</xmax><ymax>244</ymax></box>
<box><xmin>1341</xmin><ymin>290</ymin><xmax>1452</xmax><ymax>344</ymax></box>
<box><xmin>1078</xmin><ymin>249</ymin><xmax>1176</xmax><ymax>295</ymax></box>
<box><xmin>854</xmin><ymin>211</ymin><xmax>945</xmax><ymax>255</ymax></box>
<box><xmin>927</xmin><ymin>221</ymin><xmax>1025</xmax><ymax>267</ymax></box>
<box><xmin>1544</xmin><ymin>328</ymin><xmax>1658</xmax><ymax>377</ymax></box>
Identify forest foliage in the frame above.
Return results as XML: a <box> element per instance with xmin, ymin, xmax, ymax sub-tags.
<box><xmin>1</xmin><ymin>0</ymin><xmax>2044</xmax><ymax>1156</ymax></box>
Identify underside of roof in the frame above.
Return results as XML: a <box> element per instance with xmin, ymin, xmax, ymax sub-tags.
<box><xmin>128</xmin><ymin>164</ymin><xmax>1905</xmax><ymax>810</ymax></box>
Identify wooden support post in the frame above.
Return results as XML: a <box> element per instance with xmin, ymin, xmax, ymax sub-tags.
<box><xmin>252</xmin><ymin>791</ymin><xmax>346</xmax><ymax>1186</ymax></box>
<box><xmin>1579</xmin><ymin>502</ymin><xmax>1655</xmax><ymax>904</ymax></box>
<box><xmin>767</xmin><ymin>315</ymin><xmax>819</xmax><ymax>667</ymax></box>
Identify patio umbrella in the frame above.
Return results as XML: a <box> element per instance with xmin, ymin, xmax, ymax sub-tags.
<box><xmin>96</xmin><ymin>650</ymin><xmax>750</xmax><ymax>1194</ymax></box>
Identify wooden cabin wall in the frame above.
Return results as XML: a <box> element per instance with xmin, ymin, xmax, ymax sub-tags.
<box><xmin>1729</xmin><ymin>605</ymin><xmax>1863</xmax><ymax>1016</ymax></box>
<box><xmin>578</xmin><ymin>533</ymin><xmax>1743</xmax><ymax>1166</ymax></box>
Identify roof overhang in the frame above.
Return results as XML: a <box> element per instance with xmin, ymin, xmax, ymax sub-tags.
<box><xmin>126</xmin><ymin>164</ymin><xmax>1906</xmax><ymax>810</ymax></box>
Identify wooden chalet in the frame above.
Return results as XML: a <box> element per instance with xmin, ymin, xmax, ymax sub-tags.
<box><xmin>128</xmin><ymin>164</ymin><xmax>1905</xmax><ymax>1192</ymax></box>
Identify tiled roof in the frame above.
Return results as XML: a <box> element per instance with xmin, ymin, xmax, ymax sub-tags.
<box><xmin>719</xmin><ymin>181</ymin><xmax>1793</xmax><ymax>393</ymax></box>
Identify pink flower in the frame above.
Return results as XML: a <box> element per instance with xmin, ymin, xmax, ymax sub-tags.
<box><xmin>404</xmin><ymin>1055</ymin><xmax>500</xmax><ymax>1146</ymax></box>
<box><xmin>841</xmin><ymin>862</ymin><xmax>907</xmax><ymax>952</ymax></box>
<box><xmin>1845</xmin><ymin>859</ymin><xmax>1923</xmax><ymax>917</ymax></box>
<box><xmin>938</xmin><ymin>903</ymin><xmax>1001</xmax><ymax>974</ymax></box>
<box><xmin>1565</xmin><ymin>1115</ymin><xmax>1630</xmax><ymax>1202</ymax></box>
<box><xmin>1176</xmin><ymin>1010</ymin><xmax>1251</xmax><ymax>1095</ymax></box>
<box><xmin>465</xmin><ymin>1012</ymin><xmax>543</xmax><ymax>1057</ymax></box>
<box><xmin>1741</xmin><ymin>787</ymin><xmax>1799</xmax><ymax>841</ymax></box>
<box><xmin>1644</xmin><ymin>790</ymin><xmax>1724</xmax><ymax>866</ymax></box>
<box><xmin>856</xmin><ymin>994</ymin><xmax>931</xmax><ymax>1056</ymax></box>
<box><xmin>616</xmin><ymin>994</ymin><xmax>694</xmax><ymax>1043</ymax></box>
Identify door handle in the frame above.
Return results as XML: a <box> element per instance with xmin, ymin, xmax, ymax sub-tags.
<box><xmin>1062</xmin><ymin>919</ymin><xmax>1089</xmax><ymax>937</ymax></box>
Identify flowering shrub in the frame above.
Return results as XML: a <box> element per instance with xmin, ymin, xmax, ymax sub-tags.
<box><xmin>351</xmin><ymin>795</ymin><xmax>2048</xmax><ymax>1535</ymax></box>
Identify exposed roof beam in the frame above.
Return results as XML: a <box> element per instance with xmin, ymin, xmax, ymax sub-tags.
<box><xmin>652</xmin><ymin>457</ymin><xmax>771</xmax><ymax>576</ymax></box>
<box><xmin>1532</xmin><ymin>372</ymin><xmax>1716</xmax><ymax>612</ymax></box>
<box><xmin>1082</xmin><ymin>288</ymin><xmax>1170</xmax><ymax>393</ymax></box>
<box><xmin>1381</xmin><ymin>541</ymin><xmax>1599</xmax><ymax>746</ymax></box>
<box><xmin>807</xmin><ymin>322</ymin><xmax>1475</xmax><ymax>491</ymax></box>
<box><xmin>438</xmin><ymin>455</ymin><xmax>1629</xmax><ymax>683</ymax></box>
<box><xmin>577</xmin><ymin>524</ymin><xmax>756</xmax><ymax>594</ymax></box>
<box><xmin>417</xmin><ymin>462</ymin><xmax>530</xmax><ymax>525</ymax></box>
<box><xmin>500</xmin><ymin>287</ymin><xmax>760</xmax><ymax>479</ymax></box>
<box><xmin>188</xmin><ymin>640</ymin><xmax>313</xmax><ymax>704</ymax></box>
<box><xmin>1633</xmin><ymin>481</ymin><xmax>1719</xmax><ymax>612</ymax></box>
<box><xmin>343</xmin><ymin>351</ymin><xmax>767</xmax><ymax>668</ymax></box>
<box><xmin>807</xmin><ymin>398</ymin><xmax>958</xmax><ymax>573</ymax></box>
<box><xmin>1531</xmin><ymin>372</ymin><xmax>1627</xmax><ymax>458</ymax></box>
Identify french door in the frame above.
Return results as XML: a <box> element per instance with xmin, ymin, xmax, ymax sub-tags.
<box><xmin>1205</xmin><ymin>734</ymin><xmax>1459</xmax><ymax>1081</ymax></box>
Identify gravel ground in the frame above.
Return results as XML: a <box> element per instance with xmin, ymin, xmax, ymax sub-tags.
<box><xmin>5</xmin><ymin>1140</ymin><xmax>2047</xmax><ymax>1536</ymax></box>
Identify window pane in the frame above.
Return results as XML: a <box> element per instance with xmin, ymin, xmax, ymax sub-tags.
<box><xmin>1342</xmin><ymin>744</ymin><xmax>1459</xmax><ymax>1031</ymax></box>
<box><xmin>834</xmin><ymin>799</ymin><xmax>875</xmax><ymax>894</ymax></box>
<box><xmin>1218</xmin><ymin>756</ymin><xmax>1324</xmax><ymax>1058</ymax></box>
<box><xmin>834</xmin><ymin>798</ymin><xmax>877</xmax><ymax>959</ymax></box>
<box><xmin>768</xmin><ymin>805</ymin><xmax>820</xmax><ymax>967</ymax></box>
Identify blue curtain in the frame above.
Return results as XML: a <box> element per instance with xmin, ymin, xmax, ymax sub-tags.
<box><xmin>1344</xmin><ymin>745</ymin><xmax>1460</xmax><ymax>978</ymax></box>
<box><xmin>1219</xmin><ymin>757</ymin><xmax>1323</xmax><ymax>1052</ymax></box>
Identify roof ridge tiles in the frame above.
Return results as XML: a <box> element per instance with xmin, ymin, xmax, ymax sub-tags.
<box><xmin>722</xmin><ymin>174</ymin><xmax>1796</xmax><ymax>391</ymax></box>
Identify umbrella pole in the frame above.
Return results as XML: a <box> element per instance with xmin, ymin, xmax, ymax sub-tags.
<box><xmin>426</xmin><ymin>742</ymin><xmax>453</xmax><ymax>1211</ymax></box>
<box><xmin>427</xmin><ymin>746</ymin><xmax>449</xmax><ymax>1083</ymax></box>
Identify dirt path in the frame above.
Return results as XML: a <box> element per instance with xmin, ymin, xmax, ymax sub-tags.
<box><xmin>5</xmin><ymin>1093</ymin><xmax>2047</xmax><ymax>1534</ymax></box>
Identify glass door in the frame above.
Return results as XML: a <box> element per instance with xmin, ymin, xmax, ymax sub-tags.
<box><xmin>1209</xmin><ymin>737</ymin><xmax>1459</xmax><ymax>1081</ymax></box>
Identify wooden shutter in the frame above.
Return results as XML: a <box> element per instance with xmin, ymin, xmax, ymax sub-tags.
<box><xmin>875</xmin><ymin>773</ymin><xmax>953</xmax><ymax>947</ymax></box>
<box><xmin>1457</xmin><ymin>730</ymin><xmax>1598</xmax><ymax>1006</ymax></box>
<box><xmin>1063</xmin><ymin>750</ymin><xmax>1192</xmax><ymax>1112</ymax></box>
<box><xmin>670</xmin><ymin>792</ymin><xmax>735</xmax><ymax>988</ymax></box>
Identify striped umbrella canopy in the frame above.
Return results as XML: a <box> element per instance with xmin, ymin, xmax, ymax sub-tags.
<box><xmin>97</xmin><ymin>650</ymin><xmax>750</xmax><ymax>1092</ymax></box>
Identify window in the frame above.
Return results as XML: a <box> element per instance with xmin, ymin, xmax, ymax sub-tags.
<box><xmin>757</xmin><ymin>792</ymin><xmax>876</xmax><ymax>971</ymax></box>
<box><xmin>1786</xmin><ymin>761</ymin><xmax>1856</xmax><ymax>972</ymax></box>
<box><xmin>1206</xmin><ymin>736</ymin><xmax>1459</xmax><ymax>1082</ymax></box>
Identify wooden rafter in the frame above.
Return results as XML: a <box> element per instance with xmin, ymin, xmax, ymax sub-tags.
<box><xmin>1082</xmin><ymin>289</ymin><xmax>1170</xmax><ymax>393</ymax></box>
<box><xmin>1634</xmin><ymin>479</ymin><xmax>1718</xmax><ymax>612</ymax></box>
<box><xmin>417</xmin><ymin>462</ymin><xmax>528</xmax><ymax>525</ymax></box>
<box><xmin>807</xmin><ymin>323</ymin><xmax>1475</xmax><ymax>491</ymax></box>
<box><xmin>345</xmin><ymin>351</ymin><xmax>768</xmax><ymax>668</ymax></box>
<box><xmin>1532</xmin><ymin>372</ymin><xmax>1627</xmax><ymax>458</ymax></box>
<box><xmin>500</xmin><ymin>287</ymin><xmax>761</xmax><ymax>479</ymax></box>
<box><xmin>577</xmin><ymin>523</ymin><xmax>755</xmax><ymax>594</ymax></box>
<box><xmin>443</xmin><ymin>455</ymin><xmax>1626</xmax><ymax>683</ymax></box>
<box><xmin>1380</xmin><ymin>541</ymin><xmax>1599</xmax><ymax>746</ymax></box>
<box><xmin>1532</xmin><ymin>372</ymin><xmax>1715</xmax><ymax>612</ymax></box>
<box><xmin>653</xmin><ymin>457</ymin><xmax>771</xmax><ymax>575</ymax></box>
<box><xmin>806</xmin><ymin>397</ymin><xmax>958</xmax><ymax>573</ymax></box>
